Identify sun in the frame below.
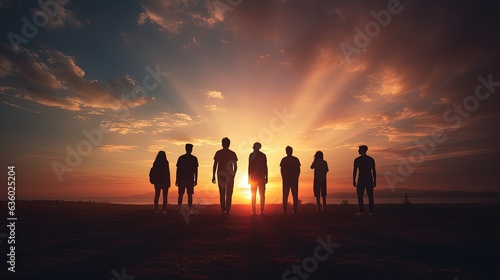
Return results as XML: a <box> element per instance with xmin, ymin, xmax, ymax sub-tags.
<box><xmin>237</xmin><ymin>175</ymin><xmax>252</xmax><ymax>201</ymax></box>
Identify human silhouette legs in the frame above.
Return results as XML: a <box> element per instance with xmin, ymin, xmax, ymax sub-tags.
<box><xmin>282</xmin><ymin>185</ymin><xmax>290</xmax><ymax>213</ymax></box>
<box><xmin>290</xmin><ymin>184</ymin><xmax>298</xmax><ymax>213</ymax></box>
<box><xmin>154</xmin><ymin>188</ymin><xmax>161</xmax><ymax>211</ymax></box>
<box><xmin>161</xmin><ymin>188</ymin><xmax>167</xmax><ymax>211</ymax></box>
<box><xmin>357</xmin><ymin>186</ymin><xmax>365</xmax><ymax>212</ymax></box>
<box><xmin>251</xmin><ymin>183</ymin><xmax>257</xmax><ymax>214</ymax></box>
<box><xmin>366</xmin><ymin>186</ymin><xmax>374</xmax><ymax>213</ymax></box>
<box><xmin>188</xmin><ymin>194</ymin><xmax>193</xmax><ymax>210</ymax></box>
<box><xmin>314</xmin><ymin>196</ymin><xmax>326</xmax><ymax>213</ymax></box>
<box><xmin>315</xmin><ymin>196</ymin><xmax>321</xmax><ymax>213</ymax></box>
<box><xmin>218</xmin><ymin>186</ymin><xmax>226</xmax><ymax>214</ymax></box>
<box><xmin>226</xmin><ymin>178</ymin><xmax>234</xmax><ymax>213</ymax></box>
<box><xmin>258</xmin><ymin>184</ymin><xmax>265</xmax><ymax>214</ymax></box>
<box><xmin>178</xmin><ymin>193</ymin><xmax>184</xmax><ymax>209</ymax></box>
<box><xmin>154</xmin><ymin>187</ymin><xmax>167</xmax><ymax>213</ymax></box>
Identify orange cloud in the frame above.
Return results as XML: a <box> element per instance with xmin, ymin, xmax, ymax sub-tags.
<box><xmin>101</xmin><ymin>145</ymin><xmax>138</xmax><ymax>153</ymax></box>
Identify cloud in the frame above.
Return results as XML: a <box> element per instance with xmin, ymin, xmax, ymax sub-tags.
<box><xmin>182</xmin><ymin>37</ymin><xmax>200</xmax><ymax>49</ymax></box>
<box><xmin>0</xmin><ymin>45</ymin><xmax>154</xmax><ymax>111</ymax></box>
<box><xmin>101</xmin><ymin>145</ymin><xmax>138</xmax><ymax>153</ymax></box>
<box><xmin>315</xmin><ymin>120</ymin><xmax>357</xmax><ymax>131</ymax></box>
<box><xmin>205</xmin><ymin>104</ymin><xmax>225</xmax><ymax>111</ymax></box>
<box><xmin>138</xmin><ymin>0</ymin><xmax>219</xmax><ymax>34</ymax></box>
<box><xmin>0</xmin><ymin>0</ymin><xmax>11</xmax><ymax>9</ymax></box>
<box><xmin>99</xmin><ymin>112</ymin><xmax>200</xmax><ymax>135</ymax></box>
<box><xmin>206</xmin><ymin>90</ymin><xmax>224</xmax><ymax>99</ymax></box>
<box><xmin>354</xmin><ymin>94</ymin><xmax>372</xmax><ymax>103</ymax></box>
<box><xmin>32</xmin><ymin>5</ymin><xmax>88</xmax><ymax>30</ymax></box>
<box><xmin>101</xmin><ymin>119</ymin><xmax>153</xmax><ymax>135</ymax></box>
<box><xmin>1</xmin><ymin>100</ymin><xmax>40</xmax><ymax>113</ymax></box>
<box><xmin>147</xmin><ymin>136</ymin><xmax>219</xmax><ymax>153</ymax></box>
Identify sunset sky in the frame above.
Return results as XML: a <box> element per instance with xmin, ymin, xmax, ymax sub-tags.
<box><xmin>1</xmin><ymin>0</ymin><xmax>499</xmax><ymax>204</ymax></box>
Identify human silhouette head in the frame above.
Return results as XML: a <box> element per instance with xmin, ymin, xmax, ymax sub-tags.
<box><xmin>185</xmin><ymin>143</ymin><xmax>193</xmax><ymax>154</ymax></box>
<box><xmin>358</xmin><ymin>145</ymin><xmax>368</xmax><ymax>155</ymax></box>
<box><xmin>221</xmin><ymin>137</ymin><xmax>230</xmax><ymax>149</ymax></box>
<box><xmin>314</xmin><ymin>151</ymin><xmax>323</xmax><ymax>160</ymax></box>
<box><xmin>253</xmin><ymin>142</ymin><xmax>262</xmax><ymax>151</ymax></box>
<box><xmin>155</xmin><ymin>151</ymin><xmax>167</xmax><ymax>163</ymax></box>
<box><xmin>286</xmin><ymin>146</ymin><xmax>293</xmax><ymax>156</ymax></box>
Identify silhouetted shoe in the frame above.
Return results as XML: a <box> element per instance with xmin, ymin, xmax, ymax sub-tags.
<box><xmin>225</xmin><ymin>211</ymin><xmax>230</xmax><ymax>216</ymax></box>
<box><xmin>322</xmin><ymin>210</ymin><xmax>326</xmax><ymax>214</ymax></box>
<box><xmin>355</xmin><ymin>212</ymin><xmax>365</xmax><ymax>216</ymax></box>
<box><xmin>367</xmin><ymin>212</ymin><xmax>373</xmax><ymax>216</ymax></box>
<box><xmin>252</xmin><ymin>211</ymin><xmax>256</xmax><ymax>216</ymax></box>
<box><xmin>315</xmin><ymin>210</ymin><xmax>321</xmax><ymax>214</ymax></box>
<box><xmin>282</xmin><ymin>211</ymin><xmax>287</xmax><ymax>215</ymax></box>
<box><xmin>162</xmin><ymin>210</ymin><xmax>167</xmax><ymax>214</ymax></box>
<box><xmin>292</xmin><ymin>210</ymin><xmax>297</xmax><ymax>215</ymax></box>
<box><xmin>154</xmin><ymin>210</ymin><xmax>160</xmax><ymax>214</ymax></box>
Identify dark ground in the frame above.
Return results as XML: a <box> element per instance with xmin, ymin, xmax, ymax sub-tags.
<box><xmin>1</xmin><ymin>201</ymin><xmax>499</xmax><ymax>280</ymax></box>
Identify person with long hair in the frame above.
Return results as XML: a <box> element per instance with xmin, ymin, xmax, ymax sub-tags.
<box><xmin>150</xmin><ymin>151</ymin><xmax>171</xmax><ymax>214</ymax></box>
<box><xmin>310</xmin><ymin>151</ymin><xmax>329</xmax><ymax>214</ymax></box>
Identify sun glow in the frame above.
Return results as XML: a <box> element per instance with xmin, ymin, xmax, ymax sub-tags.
<box><xmin>237</xmin><ymin>175</ymin><xmax>252</xmax><ymax>202</ymax></box>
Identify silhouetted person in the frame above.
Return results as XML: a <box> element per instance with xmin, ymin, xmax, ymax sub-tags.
<box><xmin>249</xmin><ymin>142</ymin><xmax>268</xmax><ymax>215</ymax></box>
<box><xmin>311</xmin><ymin>151</ymin><xmax>328</xmax><ymax>214</ymax></box>
<box><xmin>353</xmin><ymin>145</ymin><xmax>376</xmax><ymax>216</ymax></box>
<box><xmin>150</xmin><ymin>151</ymin><xmax>171</xmax><ymax>214</ymax></box>
<box><xmin>212</xmin><ymin>137</ymin><xmax>238</xmax><ymax>215</ymax></box>
<box><xmin>176</xmin><ymin>143</ymin><xmax>198</xmax><ymax>214</ymax></box>
<box><xmin>280</xmin><ymin>146</ymin><xmax>301</xmax><ymax>214</ymax></box>
<box><xmin>403</xmin><ymin>192</ymin><xmax>411</xmax><ymax>205</ymax></box>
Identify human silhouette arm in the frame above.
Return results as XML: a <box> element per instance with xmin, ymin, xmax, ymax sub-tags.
<box><xmin>212</xmin><ymin>160</ymin><xmax>217</xmax><ymax>184</ymax></box>
<box><xmin>175</xmin><ymin>160</ymin><xmax>179</xmax><ymax>187</ymax></box>
<box><xmin>166</xmin><ymin>162</ymin><xmax>171</xmax><ymax>188</ymax></box>
<box><xmin>265</xmin><ymin>155</ymin><xmax>268</xmax><ymax>184</ymax></box>
<box><xmin>280</xmin><ymin>159</ymin><xmax>285</xmax><ymax>179</ymax></box>
<box><xmin>352</xmin><ymin>162</ymin><xmax>357</xmax><ymax>187</ymax></box>
<box><xmin>194</xmin><ymin>164</ymin><xmax>198</xmax><ymax>186</ymax></box>
<box><xmin>248</xmin><ymin>155</ymin><xmax>251</xmax><ymax>184</ymax></box>
<box><xmin>298</xmin><ymin>159</ymin><xmax>301</xmax><ymax>177</ymax></box>
<box><xmin>372</xmin><ymin>165</ymin><xmax>377</xmax><ymax>188</ymax></box>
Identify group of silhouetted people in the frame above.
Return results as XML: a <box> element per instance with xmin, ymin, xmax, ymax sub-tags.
<box><xmin>149</xmin><ymin>137</ymin><xmax>376</xmax><ymax>217</ymax></box>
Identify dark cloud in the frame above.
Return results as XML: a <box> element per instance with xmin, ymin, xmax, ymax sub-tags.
<box><xmin>0</xmin><ymin>45</ymin><xmax>154</xmax><ymax>111</ymax></box>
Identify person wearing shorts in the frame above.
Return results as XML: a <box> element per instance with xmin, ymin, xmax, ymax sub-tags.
<box><xmin>176</xmin><ymin>144</ymin><xmax>198</xmax><ymax>214</ymax></box>
<box><xmin>311</xmin><ymin>151</ymin><xmax>329</xmax><ymax>214</ymax></box>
